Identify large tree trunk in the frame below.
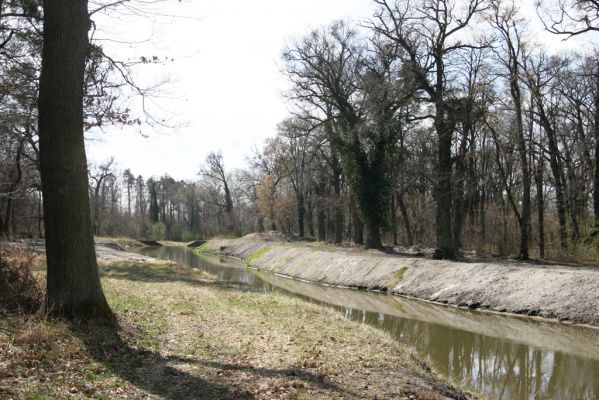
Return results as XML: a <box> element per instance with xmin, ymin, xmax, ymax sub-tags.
<box><xmin>537</xmin><ymin>105</ymin><xmax>568</xmax><ymax>249</ymax></box>
<box><xmin>512</xmin><ymin>76</ymin><xmax>531</xmax><ymax>260</ymax></box>
<box><xmin>397</xmin><ymin>191</ymin><xmax>413</xmax><ymax>246</ymax></box>
<box><xmin>365</xmin><ymin>218</ymin><xmax>382</xmax><ymax>250</ymax></box>
<box><xmin>331</xmin><ymin>157</ymin><xmax>344</xmax><ymax>244</ymax></box>
<box><xmin>593</xmin><ymin>65</ymin><xmax>599</xmax><ymax>226</ymax></box>
<box><xmin>534</xmin><ymin>151</ymin><xmax>545</xmax><ymax>259</ymax></box>
<box><xmin>350</xmin><ymin>199</ymin><xmax>363</xmax><ymax>245</ymax></box>
<box><xmin>434</xmin><ymin>110</ymin><xmax>454</xmax><ymax>259</ymax></box>
<box><xmin>390</xmin><ymin>192</ymin><xmax>398</xmax><ymax>246</ymax></box>
<box><xmin>296</xmin><ymin>192</ymin><xmax>305</xmax><ymax>237</ymax></box>
<box><xmin>317</xmin><ymin>203</ymin><xmax>326</xmax><ymax>241</ymax></box>
<box><xmin>38</xmin><ymin>0</ymin><xmax>114</xmax><ymax>322</ymax></box>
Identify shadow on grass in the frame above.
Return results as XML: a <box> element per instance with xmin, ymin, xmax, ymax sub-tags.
<box><xmin>71</xmin><ymin>323</ymin><xmax>356</xmax><ymax>400</ymax></box>
<box><xmin>101</xmin><ymin>260</ymin><xmax>272</xmax><ymax>294</ymax></box>
<box><xmin>199</xmin><ymin>360</ymin><xmax>355</xmax><ymax>395</ymax></box>
<box><xmin>101</xmin><ymin>262</ymin><xmax>231</xmax><ymax>289</ymax></box>
<box><xmin>71</xmin><ymin>323</ymin><xmax>253</xmax><ymax>400</ymax></box>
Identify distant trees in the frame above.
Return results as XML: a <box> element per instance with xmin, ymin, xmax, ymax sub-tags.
<box><xmin>283</xmin><ymin>21</ymin><xmax>413</xmax><ymax>248</ymax></box>
<box><xmin>255</xmin><ymin>0</ymin><xmax>599</xmax><ymax>259</ymax></box>
<box><xmin>3</xmin><ymin>0</ymin><xmax>599</xmax><ymax>264</ymax></box>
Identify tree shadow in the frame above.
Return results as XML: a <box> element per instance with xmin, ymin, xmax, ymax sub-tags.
<box><xmin>71</xmin><ymin>323</ymin><xmax>253</xmax><ymax>400</ymax></box>
<box><xmin>194</xmin><ymin>359</ymin><xmax>355</xmax><ymax>396</ymax></box>
<box><xmin>71</xmin><ymin>323</ymin><xmax>356</xmax><ymax>399</ymax></box>
<box><xmin>100</xmin><ymin>262</ymin><xmax>252</xmax><ymax>291</ymax></box>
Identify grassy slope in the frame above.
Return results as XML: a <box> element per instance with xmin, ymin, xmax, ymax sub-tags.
<box><xmin>0</xmin><ymin>258</ymin><xmax>471</xmax><ymax>400</ymax></box>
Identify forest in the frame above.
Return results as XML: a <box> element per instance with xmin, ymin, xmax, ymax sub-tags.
<box><xmin>1</xmin><ymin>0</ymin><xmax>598</xmax><ymax>261</ymax></box>
<box><xmin>1</xmin><ymin>1</ymin><xmax>599</xmax><ymax>399</ymax></box>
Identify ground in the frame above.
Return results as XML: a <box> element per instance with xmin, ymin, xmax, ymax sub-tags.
<box><xmin>0</xmin><ymin>253</ymin><xmax>471</xmax><ymax>400</ymax></box>
<box><xmin>204</xmin><ymin>236</ymin><xmax>599</xmax><ymax>327</ymax></box>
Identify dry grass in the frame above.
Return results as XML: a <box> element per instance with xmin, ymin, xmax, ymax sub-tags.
<box><xmin>1</xmin><ymin>255</ymin><xmax>471</xmax><ymax>400</ymax></box>
<box><xmin>0</xmin><ymin>243</ymin><xmax>43</xmax><ymax>317</ymax></box>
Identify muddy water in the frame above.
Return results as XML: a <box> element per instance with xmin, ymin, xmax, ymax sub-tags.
<box><xmin>135</xmin><ymin>246</ymin><xmax>599</xmax><ymax>400</ymax></box>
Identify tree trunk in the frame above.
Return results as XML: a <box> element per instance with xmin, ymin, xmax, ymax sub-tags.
<box><xmin>513</xmin><ymin>84</ymin><xmax>531</xmax><ymax>260</ymax></box>
<box><xmin>306</xmin><ymin>195</ymin><xmax>314</xmax><ymax>237</ymax></box>
<box><xmin>593</xmin><ymin>65</ymin><xmax>599</xmax><ymax>226</ymax></box>
<box><xmin>397</xmin><ymin>191</ymin><xmax>413</xmax><ymax>246</ymax></box>
<box><xmin>297</xmin><ymin>192</ymin><xmax>305</xmax><ymax>237</ymax></box>
<box><xmin>38</xmin><ymin>0</ymin><xmax>114</xmax><ymax>322</ymax></box>
<box><xmin>534</xmin><ymin>151</ymin><xmax>545</xmax><ymax>259</ymax></box>
<box><xmin>434</xmin><ymin>112</ymin><xmax>454</xmax><ymax>259</ymax></box>
<box><xmin>317</xmin><ymin>203</ymin><xmax>326</xmax><ymax>241</ymax></box>
<box><xmin>390</xmin><ymin>192</ymin><xmax>398</xmax><ymax>246</ymax></box>
<box><xmin>540</xmin><ymin>109</ymin><xmax>568</xmax><ymax>249</ymax></box>
<box><xmin>365</xmin><ymin>218</ymin><xmax>382</xmax><ymax>250</ymax></box>
<box><xmin>332</xmin><ymin>158</ymin><xmax>343</xmax><ymax>244</ymax></box>
<box><xmin>350</xmin><ymin>199</ymin><xmax>363</xmax><ymax>245</ymax></box>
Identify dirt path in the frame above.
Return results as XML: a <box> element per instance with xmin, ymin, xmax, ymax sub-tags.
<box><xmin>202</xmin><ymin>237</ymin><xmax>599</xmax><ymax>327</ymax></box>
<box><xmin>14</xmin><ymin>238</ymin><xmax>153</xmax><ymax>261</ymax></box>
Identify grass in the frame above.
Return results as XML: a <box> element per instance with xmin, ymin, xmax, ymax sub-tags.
<box><xmin>0</xmin><ymin>255</ymin><xmax>472</xmax><ymax>400</ymax></box>
<box><xmin>244</xmin><ymin>246</ymin><xmax>270</xmax><ymax>264</ymax></box>
<box><xmin>394</xmin><ymin>267</ymin><xmax>407</xmax><ymax>281</ymax></box>
<box><xmin>194</xmin><ymin>242</ymin><xmax>211</xmax><ymax>254</ymax></box>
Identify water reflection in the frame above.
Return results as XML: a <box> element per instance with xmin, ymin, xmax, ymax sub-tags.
<box><xmin>134</xmin><ymin>246</ymin><xmax>599</xmax><ymax>400</ymax></box>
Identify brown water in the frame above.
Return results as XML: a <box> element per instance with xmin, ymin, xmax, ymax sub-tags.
<box><xmin>135</xmin><ymin>246</ymin><xmax>599</xmax><ymax>400</ymax></box>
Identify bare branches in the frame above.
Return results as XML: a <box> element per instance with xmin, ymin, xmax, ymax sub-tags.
<box><xmin>537</xmin><ymin>0</ymin><xmax>599</xmax><ymax>38</ymax></box>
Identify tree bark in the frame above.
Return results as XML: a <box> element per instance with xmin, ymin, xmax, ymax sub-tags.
<box><xmin>38</xmin><ymin>0</ymin><xmax>114</xmax><ymax>322</ymax></box>
<box><xmin>434</xmin><ymin>105</ymin><xmax>455</xmax><ymax>259</ymax></box>
<box><xmin>350</xmin><ymin>199</ymin><xmax>363</xmax><ymax>245</ymax></box>
<box><xmin>331</xmin><ymin>156</ymin><xmax>344</xmax><ymax>244</ymax></box>
<box><xmin>296</xmin><ymin>192</ymin><xmax>305</xmax><ymax>237</ymax></box>
<box><xmin>397</xmin><ymin>191</ymin><xmax>413</xmax><ymax>246</ymax></box>
<box><xmin>593</xmin><ymin>65</ymin><xmax>599</xmax><ymax>226</ymax></box>
<box><xmin>365</xmin><ymin>218</ymin><xmax>383</xmax><ymax>249</ymax></box>
<box><xmin>534</xmin><ymin>150</ymin><xmax>545</xmax><ymax>259</ymax></box>
<box><xmin>537</xmin><ymin>103</ymin><xmax>568</xmax><ymax>249</ymax></box>
<box><xmin>317</xmin><ymin>203</ymin><xmax>326</xmax><ymax>241</ymax></box>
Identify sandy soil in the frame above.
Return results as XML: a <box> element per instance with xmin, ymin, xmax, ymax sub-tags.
<box><xmin>202</xmin><ymin>236</ymin><xmax>599</xmax><ymax>327</ymax></box>
<box><xmin>13</xmin><ymin>238</ymin><xmax>152</xmax><ymax>261</ymax></box>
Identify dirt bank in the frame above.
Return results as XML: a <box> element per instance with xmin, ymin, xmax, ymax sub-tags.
<box><xmin>15</xmin><ymin>238</ymin><xmax>153</xmax><ymax>261</ymax></box>
<box><xmin>201</xmin><ymin>237</ymin><xmax>599</xmax><ymax>327</ymax></box>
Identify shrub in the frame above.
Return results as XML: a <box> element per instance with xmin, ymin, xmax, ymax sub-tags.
<box><xmin>0</xmin><ymin>243</ymin><xmax>43</xmax><ymax>316</ymax></box>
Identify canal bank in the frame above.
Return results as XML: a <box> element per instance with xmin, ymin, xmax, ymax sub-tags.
<box><xmin>138</xmin><ymin>245</ymin><xmax>599</xmax><ymax>400</ymax></box>
<box><xmin>199</xmin><ymin>236</ymin><xmax>599</xmax><ymax>327</ymax></box>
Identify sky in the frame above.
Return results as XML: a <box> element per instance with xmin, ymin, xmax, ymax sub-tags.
<box><xmin>85</xmin><ymin>0</ymin><xmax>594</xmax><ymax>181</ymax></box>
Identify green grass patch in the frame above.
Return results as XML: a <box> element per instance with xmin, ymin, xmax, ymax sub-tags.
<box><xmin>194</xmin><ymin>241</ymin><xmax>219</xmax><ymax>255</ymax></box>
<box><xmin>394</xmin><ymin>267</ymin><xmax>407</xmax><ymax>281</ymax></box>
<box><xmin>244</xmin><ymin>246</ymin><xmax>270</xmax><ymax>264</ymax></box>
<box><xmin>194</xmin><ymin>242</ymin><xmax>209</xmax><ymax>253</ymax></box>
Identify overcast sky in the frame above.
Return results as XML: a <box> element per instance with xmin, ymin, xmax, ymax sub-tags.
<box><xmin>85</xmin><ymin>0</ymin><xmax>593</xmax><ymax>181</ymax></box>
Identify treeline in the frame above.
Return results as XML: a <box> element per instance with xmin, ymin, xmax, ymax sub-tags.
<box><xmin>2</xmin><ymin>0</ymin><xmax>599</xmax><ymax>261</ymax></box>
<box><xmin>248</xmin><ymin>0</ymin><xmax>599</xmax><ymax>260</ymax></box>
<box><xmin>83</xmin><ymin>154</ymin><xmax>257</xmax><ymax>241</ymax></box>
<box><xmin>0</xmin><ymin>0</ymin><xmax>164</xmax><ymax>240</ymax></box>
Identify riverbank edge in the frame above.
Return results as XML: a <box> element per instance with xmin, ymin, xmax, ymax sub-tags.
<box><xmin>1</xmin><ymin>248</ymin><xmax>477</xmax><ymax>400</ymax></box>
<box><xmin>198</xmin><ymin>238</ymin><xmax>599</xmax><ymax>328</ymax></box>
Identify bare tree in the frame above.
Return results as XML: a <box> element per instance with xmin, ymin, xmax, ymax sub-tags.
<box><xmin>537</xmin><ymin>0</ymin><xmax>599</xmax><ymax>38</ymax></box>
<box><xmin>371</xmin><ymin>0</ymin><xmax>488</xmax><ymax>258</ymax></box>
<box><xmin>487</xmin><ymin>0</ymin><xmax>533</xmax><ymax>259</ymax></box>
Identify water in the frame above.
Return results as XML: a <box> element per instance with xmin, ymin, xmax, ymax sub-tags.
<box><xmin>134</xmin><ymin>246</ymin><xmax>599</xmax><ymax>400</ymax></box>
